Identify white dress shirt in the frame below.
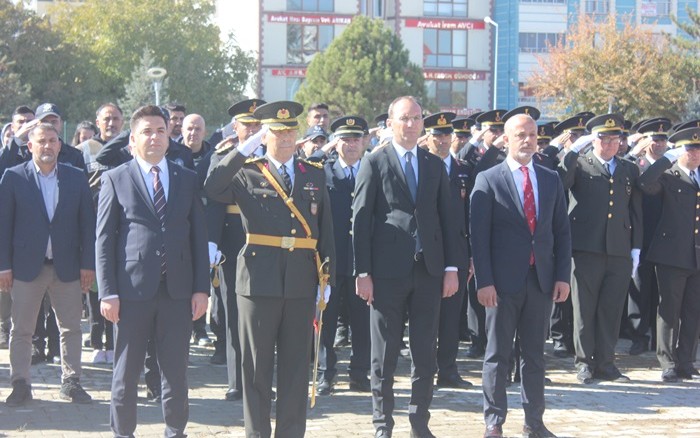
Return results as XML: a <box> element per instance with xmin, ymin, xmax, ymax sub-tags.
<box><xmin>392</xmin><ymin>141</ymin><xmax>419</xmax><ymax>182</ymax></box>
<box><xmin>505</xmin><ymin>155</ymin><xmax>539</xmax><ymax>218</ymax></box>
<box><xmin>135</xmin><ymin>156</ymin><xmax>169</xmax><ymax>202</ymax></box>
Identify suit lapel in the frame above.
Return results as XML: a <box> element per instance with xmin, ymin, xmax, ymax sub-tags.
<box><xmin>165</xmin><ymin>163</ymin><xmax>180</xmax><ymax>221</ymax></box>
<box><xmin>500</xmin><ymin>161</ymin><xmax>526</xmax><ymax>223</ymax></box>
<box><xmin>416</xmin><ymin>147</ymin><xmax>431</xmax><ymax>201</ymax></box>
<box><xmin>52</xmin><ymin>165</ymin><xmax>66</xmax><ymax>223</ymax></box>
<box><xmin>332</xmin><ymin>159</ymin><xmax>348</xmax><ymax>186</ymax></box>
<box><xmin>127</xmin><ymin>160</ymin><xmax>159</xmax><ymax>220</ymax></box>
<box><xmin>23</xmin><ymin>162</ymin><xmax>50</xmax><ymax>223</ymax></box>
<box><xmin>385</xmin><ymin>145</ymin><xmax>414</xmax><ymax>204</ymax></box>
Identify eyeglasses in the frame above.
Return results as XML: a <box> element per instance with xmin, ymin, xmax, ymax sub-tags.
<box><xmin>395</xmin><ymin>115</ymin><xmax>423</xmax><ymax>124</ymax></box>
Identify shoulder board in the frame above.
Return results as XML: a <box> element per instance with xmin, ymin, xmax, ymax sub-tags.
<box><xmin>244</xmin><ymin>156</ymin><xmax>266</xmax><ymax>164</ymax></box>
<box><xmin>215</xmin><ymin>142</ymin><xmax>236</xmax><ymax>155</ymax></box>
<box><xmin>300</xmin><ymin>158</ymin><xmax>323</xmax><ymax>169</ymax></box>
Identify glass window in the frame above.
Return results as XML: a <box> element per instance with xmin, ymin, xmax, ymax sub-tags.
<box><xmin>424</xmin><ymin>0</ymin><xmax>468</xmax><ymax>18</ymax></box>
<box><xmin>423</xmin><ymin>29</ymin><xmax>468</xmax><ymax>68</ymax></box>
<box><xmin>288</xmin><ymin>0</ymin><xmax>334</xmax><ymax>12</ymax></box>
<box><xmin>426</xmin><ymin>80</ymin><xmax>469</xmax><ymax>108</ymax></box>
<box><xmin>519</xmin><ymin>0</ymin><xmax>565</xmax><ymax>3</ymax></box>
<box><xmin>585</xmin><ymin>0</ymin><xmax>609</xmax><ymax>14</ymax></box>
<box><xmin>287</xmin><ymin>24</ymin><xmax>334</xmax><ymax>64</ymax></box>
<box><xmin>519</xmin><ymin>32</ymin><xmax>564</xmax><ymax>53</ymax></box>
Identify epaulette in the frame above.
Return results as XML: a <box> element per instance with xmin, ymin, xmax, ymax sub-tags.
<box><xmin>300</xmin><ymin>158</ymin><xmax>323</xmax><ymax>169</ymax></box>
<box><xmin>215</xmin><ymin>142</ymin><xmax>236</xmax><ymax>155</ymax></box>
<box><xmin>244</xmin><ymin>156</ymin><xmax>266</xmax><ymax>164</ymax></box>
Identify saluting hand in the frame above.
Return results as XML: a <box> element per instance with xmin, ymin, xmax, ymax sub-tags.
<box><xmin>552</xmin><ymin>281</ymin><xmax>570</xmax><ymax>303</ymax></box>
<box><xmin>477</xmin><ymin>285</ymin><xmax>498</xmax><ymax>307</ymax></box>
<box><xmin>191</xmin><ymin>292</ymin><xmax>208</xmax><ymax>321</ymax></box>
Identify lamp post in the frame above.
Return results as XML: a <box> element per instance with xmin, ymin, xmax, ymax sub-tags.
<box><xmin>484</xmin><ymin>16</ymin><xmax>499</xmax><ymax>110</ymax></box>
<box><xmin>146</xmin><ymin>67</ymin><xmax>167</xmax><ymax>106</ymax></box>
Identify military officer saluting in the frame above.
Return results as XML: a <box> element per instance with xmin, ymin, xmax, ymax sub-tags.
<box><xmin>204</xmin><ymin>101</ymin><xmax>335</xmax><ymax>438</ymax></box>
<box><xmin>637</xmin><ymin>127</ymin><xmax>700</xmax><ymax>382</ymax></box>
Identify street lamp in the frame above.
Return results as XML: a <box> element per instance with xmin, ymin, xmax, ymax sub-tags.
<box><xmin>484</xmin><ymin>16</ymin><xmax>499</xmax><ymax>110</ymax></box>
<box><xmin>146</xmin><ymin>67</ymin><xmax>167</xmax><ymax>106</ymax></box>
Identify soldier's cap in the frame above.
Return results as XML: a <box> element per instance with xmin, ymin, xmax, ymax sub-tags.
<box><xmin>622</xmin><ymin>120</ymin><xmax>632</xmax><ymax>136</ymax></box>
<box><xmin>554</xmin><ymin>113</ymin><xmax>594</xmax><ymax>135</ymax></box>
<box><xmin>574</xmin><ymin>111</ymin><xmax>596</xmax><ymax>119</ymax></box>
<box><xmin>331</xmin><ymin>116</ymin><xmax>367</xmax><ymax>138</ymax></box>
<box><xmin>630</xmin><ymin>118</ymin><xmax>650</xmax><ymax>134</ymax></box>
<box><xmin>669</xmin><ymin>127</ymin><xmax>700</xmax><ymax>149</ymax></box>
<box><xmin>423</xmin><ymin>112</ymin><xmax>456</xmax><ymax>135</ymax></box>
<box><xmin>537</xmin><ymin>123</ymin><xmax>555</xmax><ymax>141</ymax></box>
<box><xmin>252</xmin><ymin>101</ymin><xmax>303</xmax><ymax>130</ymax></box>
<box><xmin>374</xmin><ymin>113</ymin><xmax>389</xmax><ymax>129</ymax></box>
<box><xmin>476</xmin><ymin>109</ymin><xmax>507</xmax><ymax>129</ymax></box>
<box><xmin>672</xmin><ymin>119</ymin><xmax>700</xmax><ymax>134</ymax></box>
<box><xmin>452</xmin><ymin>117</ymin><xmax>474</xmax><ymax>136</ymax></box>
<box><xmin>303</xmin><ymin>125</ymin><xmax>328</xmax><ymax>141</ymax></box>
<box><xmin>35</xmin><ymin>103</ymin><xmax>61</xmax><ymax>120</ymax></box>
<box><xmin>638</xmin><ymin>118</ymin><xmax>672</xmax><ymax>139</ymax></box>
<box><xmin>228</xmin><ymin>99</ymin><xmax>266</xmax><ymax>122</ymax></box>
<box><xmin>468</xmin><ymin>111</ymin><xmax>483</xmax><ymax>129</ymax></box>
<box><xmin>502</xmin><ymin>106</ymin><xmax>541</xmax><ymax>123</ymax></box>
<box><xmin>586</xmin><ymin>113</ymin><xmax>624</xmax><ymax>136</ymax></box>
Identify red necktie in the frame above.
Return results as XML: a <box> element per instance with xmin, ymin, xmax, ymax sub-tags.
<box><xmin>521</xmin><ymin>166</ymin><xmax>536</xmax><ymax>265</ymax></box>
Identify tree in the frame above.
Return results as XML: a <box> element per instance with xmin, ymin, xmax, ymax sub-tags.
<box><xmin>119</xmin><ymin>49</ymin><xmax>170</xmax><ymax>118</ymax></box>
<box><xmin>672</xmin><ymin>7</ymin><xmax>700</xmax><ymax>120</ymax></box>
<box><xmin>294</xmin><ymin>16</ymin><xmax>428</xmax><ymax>125</ymax></box>
<box><xmin>527</xmin><ymin>14</ymin><xmax>694</xmax><ymax>121</ymax></box>
<box><xmin>0</xmin><ymin>55</ymin><xmax>32</xmax><ymax>122</ymax></box>
<box><xmin>49</xmin><ymin>0</ymin><xmax>255</xmax><ymax>126</ymax></box>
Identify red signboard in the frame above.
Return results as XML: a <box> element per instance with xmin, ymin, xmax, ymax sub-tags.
<box><xmin>267</xmin><ymin>13</ymin><xmax>353</xmax><ymax>25</ymax></box>
<box><xmin>423</xmin><ymin>70</ymin><xmax>487</xmax><ymax>81</ymax></box>
<box><xmin>271</xmin><ymin>68</ymin><xmax>307</xmax><ymax>77</ymax></box>
<box><xmin>405</xmin><ymin>18</ymin><xmax>485</xmax><ymax>30</ymax></box>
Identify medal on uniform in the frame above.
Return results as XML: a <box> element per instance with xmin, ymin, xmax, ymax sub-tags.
<box><xmin>310</xmin><ymin>201</ymin><xmax>318</xmax><ymax>216</ymax></box>
<box><xmin>626</xmin><ymin>185</ymin><xmax>632</xmax><ymax>195</ymax></box>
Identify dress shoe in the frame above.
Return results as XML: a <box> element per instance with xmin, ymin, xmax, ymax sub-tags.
<box><xmin>628</xmin><ymin>339</ymin><xmax>648</xmax><ymax>356</ymax></box>
<box><xmin>522</xmin><ymin>424</ymin><xmax>557</xmax><ymax>438</ymax></box>
<box><xmin>410</xmin><ymin>427</ymin><xmax>436</xmax><ymax>438</ymax></box>
<box><xmin>576</xmin><ymin>365</ymin><xmax>593</xmax><ymax>384</ymax></box>
<box><xmin>146</xmin><ymin>388</ymin><xmax>161</xmax><ymax>403</ymax></box>
<box><xmin>437</xmin><ymin>374</ymin><xmax>473</xmax><ymax>389</ymax></box>
<box><xmin>59</xmin><ymin>378</ymin><xmax>92</xmax><ymax>404</ymax></box>
<box><xmin>375</xmin><ymin>427</ymin><xmax>392</xmax><ymax>438</ymax></box>
<box><xmin>334</xmin><ymin>326</ymin><xmax>350</xmax><ymax>347</ymax></box>
<box><xmin>210</xmin><ymin>350</ymin><xmax>226</xmax><ymax>365</ymax></box>
<box><xmin>225</xmin><ymin>388</ymin><xmax>242</xmax><ymax>401</ymax></box>
<box><xmin>662</xmin><ymin>368</ymin><xmax>679</xmax><ymax>383</ymax></box>
<box><xmin>6</xmin><ymin>379</ymin><xmax>32</xmax><ymax>407</ymax></box>
<box><xmin>317</xmin><ymin>379</ymin><xmax>333</xmax><ymax>395</ymax></box>
<box><xmin>552</xmin><ymin>341</ymin><xmax>572</xmax><ymax>358</ymax></box>
<box><xmin>348</xmin><ymin>376</ymin><xmax>371</xmax><ymax>392</ymax></box>
<box><xmin>594</xmin><ymin>367</ymin><xmax>630</xmax><ymax>382</ymax></box>
<box><xmin>676</xmin><ymin>367</ymin><xmax>700</xmax><ymax>380</ymax></box>
<box><xmin>465</xmin><ymin>345</ymin><xmax>485</xmax><ymax>358</ymax></box>
<box><xmin>484</xmin><ymin>424</ymin><xmax>503</xmax><ymax>438</ymax></box>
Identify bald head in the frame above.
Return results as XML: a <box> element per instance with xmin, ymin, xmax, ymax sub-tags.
<box><xmin>503</xmin><ymin>114</ymin><xmax>538</xmax><ymax>165</ymax></box>
<box><xmin>182</xmin><ymin>114</ymin><xmax>206</xmax><ymax>153</ymax></box>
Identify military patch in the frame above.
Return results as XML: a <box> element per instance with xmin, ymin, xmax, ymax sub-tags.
<box><xmin>217</xmin><ymin>142</ymin><xmax>236</xmax><ymax>155</ymax></box>
<box><xmin>304</xmin><ymin>182</ymin><xmax>319</xmax><ymax>191</ymax></box>
<box><xmin>300</xmin><ymin>158</ymin><xmax>323</xmax><ymax>169</ymax></box>
<box><xmin>244</xmin><ymin>156</ymin><xmax>266</xmax><ymax>163</ymax></box>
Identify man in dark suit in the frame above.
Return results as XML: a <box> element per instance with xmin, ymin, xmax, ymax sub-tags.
<box><xmin>471</xmin><ymin>114</ymin><xmax>571</xmax><ymax>438</ymax></box>
<box><xmin>353</xmin><ymin>96</ymin><xmax>459</xmax><ymax>438</ymax></box>
<box><xmin>0</xmin><ymin>123</ymin><xmax>95</xmax><ymax>407</ymax></box>
<box><xmin>205</xmin><ymin>101</ymin><xmax>335</xmax><ymax>438</ymax></box>
<box><xmin>637</xmin><ymin>127</ymin><xmax>700</xmax><ymax>382</ymax></box>
<box><xmin>560</xmin><ymin>114</ymin><xmax>643</xmax><ymax>384</ymax></box>
<box><xmin>97</xmin><ymin>105</ymin><xmax>209</xmax><ymax>438</ymax></box>
<box><xmin>422</xmin><ymin>111</ymin><xmax>473</xmax><ymax>389</ymax></box>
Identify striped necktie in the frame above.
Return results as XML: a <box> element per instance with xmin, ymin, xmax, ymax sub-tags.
<box><xmin>151</xmin><ymin>166</ymin><xmax>167</xmax><ymax>275</ymax></box>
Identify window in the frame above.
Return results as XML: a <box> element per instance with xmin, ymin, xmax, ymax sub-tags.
<box><xmin>519</xmin><ymin>32</ymin><xmax>564</xmax><ymax>53</ymax></box>
<box><xmin>287</xmin><ymin>0</ymin><xmax>334</xmax><ymax>12</ymax></box>
<box><xmin>640</xmin><ymin>0</ymin><xmax>671</xmax><ymax>17</ymax></box>
<box><xmin>424</xmin><ymin>0</ymin><xmax>467</xmax><ymax>17</ymax></box>
<box><xmin>520</xmin><ymin>0</ymin><xmax>564</xmax><ymax>3</ymax></box>
<box><xmin>424</xmin><ymin>29</ymin><xmax>467</xmax><ymax>68</ymax></box>
<box><xmin>287</xmin><ymin>24</ymin><xmax>334</xmax><ymax>64</ymax></box>
<box><xmin>426</xmin><ymin>80</ymin><xmax>468</xmax><ymax>107</ymax></box>
<box><xmin>585</xmin><ymin>0</ymin><xmax>609</xmax><ymax>14</ymax></box>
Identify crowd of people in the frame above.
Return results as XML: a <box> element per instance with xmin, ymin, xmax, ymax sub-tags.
<box><xmin>0</xmin><ymin>96</ymin><xmax>698</xmax><ymax>438</ymax></box>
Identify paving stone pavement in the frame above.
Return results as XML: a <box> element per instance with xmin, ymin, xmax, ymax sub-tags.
<box><xmin>0</xmin><ymin>328</ymin><xmax>698</xmax><ymax>437</ymax></box>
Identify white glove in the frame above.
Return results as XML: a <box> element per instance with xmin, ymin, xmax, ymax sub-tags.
<box><xmin>316</xmin><ymin>284</ymin><xmax>331</xmax><ymax>306</ymax></box>
<box><xmin>570</xmin><ymin>134</ymin><xmax>595</xmax><ymax>153</ymax></box>
<box><xmin>631</xmin><ymin>248</ymin><xmax>640</xmax><ymax>279</ymax></box>
<box><xmin>237</xmin><ymin>125</ymin><xmax>268</xmax><ymax>156</ymax></box>
<box><xmin>208</xmin><ymin>242</ymin><xmax>222</xmax><ymax>267</ymax></box>
<box><xmin>663</xmin><ymin>147</ymin><xmax>685</xmax><ymax>163</ymax></box>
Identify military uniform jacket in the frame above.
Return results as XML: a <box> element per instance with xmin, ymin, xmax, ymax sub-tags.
<box><xmin>324</xmin><ymin>158</ymin><xmax>357</xmax><ymax>277</ymax></box>
<box><xmin>448</xmin><ymin>156</ymin><xmax>472</xmax><ymax>267</ymax></box>
<box><xmin>638</xmin><ymin>158</ymin><xmax>700</xmax><ymax>271</ymax></box>
<box><xmin>204</xmin><ymin>149</ymin><xmax>336</xmax><ymax>298</ymax></box>
<box><xmin>635</xmin><ymin>156</ymin><xmax>664</xmax><ymax>253</ymax></box>
<box><xmin>560</xmin><ymin>150</ymin><xmax>643</xmax><ymax>256</ymax></box>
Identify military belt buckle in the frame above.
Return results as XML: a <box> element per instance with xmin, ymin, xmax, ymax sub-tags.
<box><xmin>280</xmin><ymin>236</ymin><xmax>296</xmax><ymax>249</ymax></box>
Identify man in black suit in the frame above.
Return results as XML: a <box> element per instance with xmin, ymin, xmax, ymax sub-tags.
<box><xmin>353</xmin><ymin>96</ymin><xmax>459</xmax><ymax>438</ymax></box>
<box><xmin>97</xmin><ymin>105</ymin><xmax>209</xmax><ymax>438</ymax></box>
<box><xmin>560</xmin><ymin>114</ymin><xmax>643</xmax><ymax>384</ymax></box>
<box><xmin>422</xmin><ymin>111</ymin><xmax>473</xmax><ymax>389</ymax></box>
<box><xmin>471</xmin><ymin>114</ymin><xmax>571</xmax><ymax>438</ymax></box>
<box><xmin>0</xmin><ymin>123</ymin><xmax>96</xmax><ymax>406</ymax></box>
<box><xmin>637</xmin><ymin>127</ymin><xmax>700</xmax><ymax>382</ymax></box>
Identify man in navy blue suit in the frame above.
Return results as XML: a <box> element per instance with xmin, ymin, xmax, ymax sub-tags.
<box><xmin>470</xmin><ymin>114</ymin><xmax>571</xmax><ymax>438</ymax></box>
<box><xmin>0</xmin><ymin>123</ymin><xmax>96</xmax><ymax>407</ymax></box>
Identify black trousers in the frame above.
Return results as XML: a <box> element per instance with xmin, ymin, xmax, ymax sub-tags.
<box><xmin>370</xmin><ymin>258</ymin><xmax>442</xmax><ymax>434</ymax></box>
<box><xmin>437</xmin><ymin>269</ymin><xmax>467</xmax><ymax>379</ymax></box>
<box><xmin>549</xmin><ymin>296</ymin><xmax>573</xmax><ymax>348</ymax></box>
<box><xmin>88</xmin><ymin>291</ymin><xmax>113</xmax><ymax>351</ymax></box>
<box><xmin>482</xmin><ymin>268</ymin><xmax>552</xmax><ymax>429</ymax></box>
<box><xmin>467</xmin><ymin>275</ymin><xmax>487</xmax><ymax>349</ymax></box>
<box><xmin>32</xmin><ymin>295</ymin><xmax>59</xmax><ymax>356</ymax></box>
<box><xmin>220</xmin><ymin>257</ymin><xmax>242</xmax><ymax>393</ymax></box>
<box><xmin>627</xmin><ymin>259</ymin><xmax>658</xmax><ymax>343</ymax></box>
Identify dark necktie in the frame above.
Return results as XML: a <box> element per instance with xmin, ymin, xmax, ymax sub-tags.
<box><xmin>521</xmin><ymin>166</ymin><xmax>536</xmax><ymax>265</ymax></box>
<box><xmin>348</xmin><ymin>166</ymin><xmax>355</xmax><ymax>184</ymax></box>
<box><xmin>604</xmin><ymin>162</ymin><xmax>612</xmax><ymax>177</ymax></box>
<box><xmin>405</xmin><ymin>151</ymin><xmax>417</xmax><ymax>202</ymax></box>
<box><xmin>151</xmin><ymin>166</ymin><xmax>167</xmax><ymax>275</ymax></box>
<box><xmin>279</xmin><ymin>164</ymin><xmax>292</xmax><ymax>194</ymax></box>
<box><xmin>691</xmin><ymin>170</ymin><xmax>699</xmax><ymax>189</ymax></box>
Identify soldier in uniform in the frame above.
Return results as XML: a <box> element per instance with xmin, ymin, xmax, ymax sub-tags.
<box><xmin>637</xmin><ymin>127</ymin><xmax>700</xmax><ymax>382</ymax></box>
<box><xmin>549</xmin><ymin>113</ymin><xmax>595</xmax><ymax>160</ymax></box>
<box><xmin>450</xmin><ymin>117</ymin><xmax>474</xmax><ymax>158</ymax></box>
<box><xmin>206</xmin><ymin>98</ymin><xmax>266</xmax><ymax>400</ymax></box>
<box><xmin>204</xmin><ymin>101</ymin><xmax>335</xmax><ymax>438</ymax></box>
<box><xmin>422</xmin><ymin>112</ymin><xmax>474</xmax><ymax>389</ymax></box>
<box><xmin>560</xmin><ymin>114</ymin><xmax>643</xmax><ymax>384</ymax></box>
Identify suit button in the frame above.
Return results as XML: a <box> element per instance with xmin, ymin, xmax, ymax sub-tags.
<box><xmin>291</xmin><ymin>229</ymin><xmax>297</xmax><ymax>235</ymax></box>
<box><xmin>251</xmin><ymin>252</ymin><xmax>256</xmax><ymax>256</ymax></box>
<box><xmin>696</xmin><ymin>229</ymin><xmax>699</xmax><ymax>235</ymax></box>
<box><xmin>263</xmin><ymin>194</ymin><xmax>267</xmax><ymax>198</ymax></box>
<box><xmin>609</xmin><ymin>178</ymin><xmax>614</xmax><ymax>183</ymax></box>
<box><xmin>610</xmin><ymin>190</ymin><xmax>614</xmax><ymax>195</ymax></box>
<box><xmin>608</xmin><ymin>213</ymin><xmax>612</xmax><ymax>219</ymax></box>
<box><xmin>162</xmin><ymin>227</ymin><xmax>165</xmax><ymax>232</ymax></box>
<box><xmin>609</xmin><ymin>201</ymin><xmax>613</xmax><ymax>206</ymax></box>
<box><xmin>291</xmin><ymin>213</ymin><xmax>295</xmax><ymax>218</ymax></box>
<box><xmin>289</xmin><ymin>248</ymin><xmax>294</xmax><ymax>252</ymax></box>
<box><xmin>349</xmin><ymin>230</ymin><xmax>353</xmax><ymax>235</ymax></box>
<box><xmin>156</xmin><ymin>250</ymin><xmax>160</xmax><ymax>256</ymax></box>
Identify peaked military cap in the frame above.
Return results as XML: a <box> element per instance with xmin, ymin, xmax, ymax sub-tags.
<box><xmin>502</xmin><ymin>106</ymin><xmax>541</xmax><ymax>123</ymax></box>
<box><xmin>452</xmin><ymin>117</ymin><xmax>475</xmax><ymax>135</ymax></box>
<box><xmin>672</xmin><ymin>119</ymin><xmax>700</xmax><ymax>133</ymax></box>
<box><xmin>669</xmin><ymin>127</ymin><xmax>700</xmax><ymax>148</ymax></box>
<box><xmin>586</xmin><ymin>113</ymin><xmax>625</xmax><ymax>136</ymax></box>
<box><xmin>537</xmin><ymin>123</ymin><xmax>555</xmax><ymax>141</ymax></box>
<box><xmin>476</xmin><ymin>109</ymin><xmax>507</xmax><ymax>129</ymax></box>
<box><xmin>622</xmin><ymin>120</ymin><xmax>632</xmax><ymax>136</ymax></box>
<box><xmin>253</xmin><ymin>101</ymin><xmax>303</xmax><ymax>130</ymax></box>
<box><xmin>423</xmin><ymin>112</ymin><xmax>456</xmax><ymax>135</ymax></box>
<box><xmin>331</xmin><ymin>116</ymin><xmax>367</xmax><ymax>138</ymax></box>
<box><xmin>638</xmin><ymin>118</ymin><xmax>672</xmax><ymax>139</ymax></box>
<box><xmin>554</xmin><ymin>113</ymin><xmax>594</xmax><ymax>135</ymax></box>
<box><xmin>374</xmin><ymin>113</ymin><xmax>389</xmax><ymax>129</ymax></box>
<box><xmin>228</xmin><ymin>98</ymin><xmax>266</xmax><ymax>122</ymax></box>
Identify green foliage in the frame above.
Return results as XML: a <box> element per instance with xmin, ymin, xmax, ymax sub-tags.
<box><xmin>0</xmin><ymin>55</ymin><xmax>32</xmax><ymax>123</ymax></box>
<box><xmin>294</xmin><ymin>16</ymin><xmax>427</xmax><ymax>126</ymax></box>
<box><xmin>119</xmin><ymin>49</ymin><xmax>170</xmax><ymax>118</ymax></box>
